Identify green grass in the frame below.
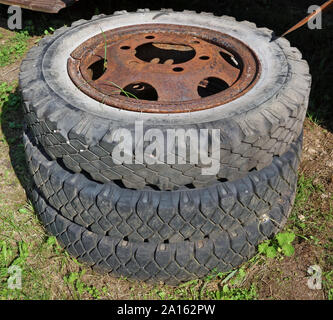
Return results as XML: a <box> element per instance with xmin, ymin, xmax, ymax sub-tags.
<box><xmin>0</xmin><ymin>31</ymin><xmax>30</xmax><ymax>67</ymax></box>
<box><xmin>0</xmin><ymin>1</ymin><xmax>332</xmax><ymax>300</ymax></box>
<box><xmin>0</xmin><ymin>82</ymin><xmax>16</xmax><ymax>108</ymax></box>
<box><xmin>105</xmin><ymin>81</ymin><xmax>139</xmax><ymax>99</ymax></box>
<box><xmin>324</xmin><ymin>271</ymin><xmax>333</xmax><ymax>300</ymax></box>
<box><xmin>63</xmin><ymin>270</ymin><xmax>107</xmax><ymax>300</ymax></box>
<box><xmin>259</xmin><ymin>232</ymin><xmax>296</xmax><ymax>259</ymax></box>
<box><xmin>0</xmin><ymin>78</ymin><xmax>331</xmax><ymax>301</ymax></box>
<box><xmin>144</xmin><ymin>267</ymin><xmax>258</xmax><ymax>300</ymax></box>
<box><xmin>289</xmin><ymin>174</ymin><xmax>328</xmax><ymax>239</ymax></box>
<box><xmin>0</xmin><ymin>203</ymin><xmax>52</xmax><ymax>300</ymax></box>
<box><xmin>0</xmin><ymin>82</ymin><xmax>27</xmax><ymax>182</ymax></box>
<box><xmin>210</xmin><ymin>284</ymin><xmax>257</xmax><ymax>300</ymax></box>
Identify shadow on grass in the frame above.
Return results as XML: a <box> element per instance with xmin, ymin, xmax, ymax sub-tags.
<box><xmin>0</xmin><ymin>88</ymin><xmax>31</xmax><ymax>193</ymax></box>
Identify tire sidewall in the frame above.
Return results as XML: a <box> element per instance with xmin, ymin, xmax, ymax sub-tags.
<box><xmin>41</xmin><ymin>11</ymin><xmax>289</xmax><ymax>127</ymax></box>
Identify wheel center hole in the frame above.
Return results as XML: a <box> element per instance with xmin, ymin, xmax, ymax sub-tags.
<box><xmin>135</xmin><ymin>42</ymin><xmax>196</xmax><ymax>65</ymax></box>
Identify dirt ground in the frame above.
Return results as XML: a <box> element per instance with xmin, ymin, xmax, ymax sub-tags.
<box><xmin>0</xmin><ymin>0</ymin><xmax>332</xmax><ymax>300</ymax></box>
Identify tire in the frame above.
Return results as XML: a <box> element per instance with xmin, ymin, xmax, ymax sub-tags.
<box><xmin>24</xmin><ymin>129</ymin><xmax>302</xmax><ymax>244</ymax></box>
<box><xmin>20</xmin><ymin>10</ymin><xmax>311</xmax><ymax>190</ymax></box>
<box><xmin>31</xmin><ymin>178</ymin><xmax>298</xmax><ymax>285</ymax></box>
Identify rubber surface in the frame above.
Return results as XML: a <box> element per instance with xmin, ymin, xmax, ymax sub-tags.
<box><xmin>20</xmin><ymin>10</ymin><xmax>311</xmax><ymax>190</ymax></box>
<box><xmin>30</xmin><ymin>162</ymin><xmax>298</xmax><ymax>285</ymax></box>
<box><xmin>25</xmin><ymin>130</ymin><xmax>302</xmax><ymax>244</ymax></box>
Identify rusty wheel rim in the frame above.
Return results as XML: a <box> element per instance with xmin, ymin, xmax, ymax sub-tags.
<box><xmin>68</xmin><ymin>24</ymin><xmax>261</xmax><ymax>113</ymax></box>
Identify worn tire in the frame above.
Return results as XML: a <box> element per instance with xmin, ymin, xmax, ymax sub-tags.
<box><xmin>21</xmin><ymin>10</ymin><xmax>311</xmax><ymax>190</ymax></box>
<box><xmin>24</xmin><ymin>129</ymin><xmax>302</xmax><ymax>244</ymax></box>
<box><xmin>31</xmin><ymin>179</ymin><xmax>298</xmax><ymax>285</ymax></box>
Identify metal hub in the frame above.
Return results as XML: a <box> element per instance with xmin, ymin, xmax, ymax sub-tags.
<box><xmin>68</xmin><ymin>24</ymin><xmax>261</xmax><ymax>113</ymax></box>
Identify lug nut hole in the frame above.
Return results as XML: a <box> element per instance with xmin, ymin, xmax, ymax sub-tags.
<box><xmin>173</xmin><ymin>67</ymin><xmax>184</xmax><ymax>72</ymax></box>
<box><xmin>199</xmin><ymin>55</ymin><xmax>210</xmax><ymax>60</ymax></box>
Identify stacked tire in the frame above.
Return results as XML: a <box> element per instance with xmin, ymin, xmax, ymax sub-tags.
<box><xmin>20</xmin><ymin>10</ymin><xmax>311</xmax><ymax>285</ymax></box>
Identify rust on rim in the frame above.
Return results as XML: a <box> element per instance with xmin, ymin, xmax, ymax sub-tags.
<box><xmin>68</xmin><ymin>24</ymin><xmax>261</xmax><ymax>113</ymax></box>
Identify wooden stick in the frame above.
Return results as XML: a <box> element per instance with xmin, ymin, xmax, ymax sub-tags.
<box><xmin>281</xmin><ymin>0</ymin><xmax>333</xmax><ymax>38</ymax></box>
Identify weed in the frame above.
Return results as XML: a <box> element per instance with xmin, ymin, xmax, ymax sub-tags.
<box><xmin>307</xmin><ymin>112</ymin><xmax>321</xmax><ymax>126</ymax></box>
<box><xmin>12</xmin><ymin>241</ymin><xmax>29</xmax><ymax>266</ymax></box>
<box><xmin>18</xmin><ymin>202</ymin><xmax>33</xmax><ymax>215</ymax></box>
<box><xmin>211</xmin><ymin>284</ymin><xmax>257</xmax><ymax>300</ymax></box>
<box><xmin>76</xmin><ymin>78</ymin><xmax>139</xmax><ymax>100</ymax></box>
<box><xmin>64</xmin><ymin>270</ymin><xmax>104</xmax><ymax>300</ymax></box>
<box><xmin>323</xmin><ymin>271</ymin><xmax>333</xmax><ymax>300</ymax></box>
<box><xmin>45</xmin><ymin>236</ymin><xmax>63</xmax><ymax>255</ymax></box>
<box><xmin>0</xmin><ymin>82</ymin><xmax>15</xmax><ymax>108</ymax></box>
<box><xmin>328</xmin><ymin>289</ymin><xmax>333</xmax><ymax>300</ymax></box>
<box><xmin>0</xmin><ymin>82</ymin><xmax>21</xmax><ymax>118</ymax></box>
<box><xmin>295</xmin><ymin>174</ymin><xmax>317</xmax><ymax>207</ymax></box>
<box><xmin>97</xmin><ymin>28</ymin><xmax>138</xmax><ymax>100</ymax></box>
<box><xmin>0</xmin><ymin>31</ymin><xmax>30</xmax><ymax>67</ymax></box>
<box><xmin>288</xmin><ymin>174</ymin><xmax>325</xmax><ymax>235</ymax></box>
<box><xmin>229</xmin><ymin>268</ymin><xmax>247</xmax><ymax>286</ymax></box>
<box><xmin>43</xmin><ymin>27</ymin><xmax>55</xmax><ymax>36</ymax></box>
<box><xmin>259</xmin><ymin>232</ymin><xmax>296</xmax><ymax>258</ymax></box>
<box><xmin>105</xmin><ymin>81</ymin><xmax>139</xmax><ymax>100</ymax></box>
<box><xmin>0</xmin><ymin>240</ymin><xmax>30</xmax><ymax>299</ymax></box>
